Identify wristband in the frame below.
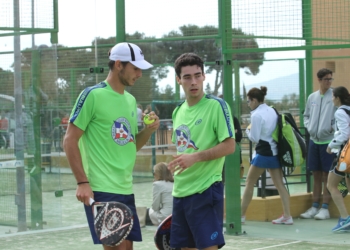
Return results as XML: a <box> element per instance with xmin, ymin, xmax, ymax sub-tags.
<box><xmin>77</xmin><ymin>181</ymin><xmax>89</xmax><ymax>185</ymax></box>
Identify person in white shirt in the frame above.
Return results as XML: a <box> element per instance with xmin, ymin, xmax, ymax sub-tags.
<box><xmin>300</xmin><ymin>68</ymin><xmax>337</xmax><ymax>220</ymax></box>
<box><xmin>148</xmin><ymin>162</ymin><xmax>174</xmax><ymax>225</ymax></box>
<box><xmin>326</xmin><ymin>86</ymin><xmax>350</xmax><ymax>232</ymax></box>
<box><xmin>241</xmin><ymin>86</ymin><xmax>292</xmax><ymax>225</ymax></box>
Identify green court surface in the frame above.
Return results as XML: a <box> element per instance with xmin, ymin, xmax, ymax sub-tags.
<box><xmin>1</xmin><ymin>182</ymin><xmax>350</xmax><ymax>249</ymax></box>
<box><xmin>1</xmin><ymin>220</ymin><xmax>350</xmax><ymax>250</ymax></box>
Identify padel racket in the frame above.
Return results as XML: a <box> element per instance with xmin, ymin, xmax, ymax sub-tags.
<box><xmin>89</xmin><ymin>198</ymin><xmax>133</xmax><ymax>247</ymax></box>
<box><xmin>154</xmin><ymin>214</ymin><xmax>180</xmax><ymax>250</ymax></box>
<box><xmin>338</xmin><ymin>178</ymin><xmax>349</xmax><ymax>198</ymax></box>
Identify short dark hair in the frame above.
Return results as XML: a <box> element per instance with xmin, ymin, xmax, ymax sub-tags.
<box><xmin>333</xmin><ymin>86</ymin><xmax>350</xmax><ymax>106</ymax></box>
<box><xmin>108</xmin><ymin>60</ymin><xmax>129</xmax><ymax>71</ymax></box>
<box><xmin>247</xmin><ymin>86</ymin><xmax>268</xmax><ymax>102</ymax></box>
<box><xmin>317</xmin><ymin>68</ymin><xmax>332</xmax><ymax>79</ymax></box>
<box><xmin>174</xmin><ymin>53</ymin><xmax>204</xmax><ymax>78</ymax></box>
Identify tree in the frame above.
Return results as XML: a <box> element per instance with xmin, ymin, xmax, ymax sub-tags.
<box><xmin>20</xmin><ymin>44</ymin><xmax>97</xmax><ymax>108</ymax></box>
<box><xmin>15</xmin><ymin>25</ymin><xmax>264</xmax><ymax>113</ymax></box>
<box><xmin>205</xmin><ymin>83</ymin><xmax>213</xmax><ymax>95</ymax></box>
<box><xmin>281</xmin><ymin>95</ymin><xmax>289</xmax><ymax>111</ymax></box>
<box><xmin>0</xmin><ymin>68</ymin><xmax>15</xmax><ymax>97</ymax></box>
<box><xmin>289</xmin><ymin>93</ymin><xmax>298</xmax><ymax>108</ymax></box>
<box><xmin>241</xmin><ymin>83</ymin><xmax>250</xmax><ymax>115</ymax></box>
<box><xmin>154</xmin><ymin>25</ymin><xmax>265</xmax><ymax>96</ymax></box>
<box><xmin>153</xmin><ymin>84</ymin><xmax>178</xmax><ymax>119</ymax></box>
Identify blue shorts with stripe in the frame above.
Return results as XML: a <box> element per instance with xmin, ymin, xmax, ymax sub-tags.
<box><xmin>84</xmin><ymin>191</ymin><xmax>142</xmax><ymax>244</ymax></box>
<box><xmin>170</xmin><ymin>181</ymin><xmax>225</xmax><ymax>249</ymax></box>
<box><xmin>307</xmin><ymin>140</ymin><xmax>336</xmax><ymax>172</ymax></box>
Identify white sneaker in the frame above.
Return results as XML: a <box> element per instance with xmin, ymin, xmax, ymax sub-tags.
<box><xmin>241</xmin><ymin>216</ymin><xmax>245</xmax><ymax>224</ymax></box>
<box><xmin>272</xmin><ymin>215</ymin><xmax>293</xmax><ymax>225</ymax></box>
<box><xmin>314</xmin><ymin>208</ymin><xmax>330</xmax><ymax>220</ymax></box>
<box><xmin>300</xmin><ymin>207</ymin><xmax>318</xmax><ymax>219</ymax></box>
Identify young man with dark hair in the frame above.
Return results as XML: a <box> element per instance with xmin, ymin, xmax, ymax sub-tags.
<box><xmin>300</xmin><ymin>68</ymin><xmax>337</xmax><ymax>220</ymax></box>
<box><xmin>168</xmin><ymin>53</ymin><xmax>235</xmax><ymax>250</ymax></box>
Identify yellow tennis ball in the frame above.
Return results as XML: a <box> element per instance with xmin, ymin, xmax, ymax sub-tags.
<box><xmin>143</xmin><ymin>114</ymin><xmax>155</xmax><ymax>125</ymax></box>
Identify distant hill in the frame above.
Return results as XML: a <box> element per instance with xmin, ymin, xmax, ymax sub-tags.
<box><xmin>241</xmin><ymin>73</ymin><xmax>300</xmax><ymax>101</ymax></box>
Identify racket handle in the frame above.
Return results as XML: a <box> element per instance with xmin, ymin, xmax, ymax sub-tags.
<box><xmin>89</xmin><ymin>198</ymin><xmax>95</xmax><ymax>206</ymax></box>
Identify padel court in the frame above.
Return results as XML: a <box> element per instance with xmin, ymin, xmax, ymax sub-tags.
<box><xmin>2</xmin><ymin>0</ymin><xmax>350</xmax><ymax>249</ymax></box>
<box><xmin>1</xmin><ymin>183</ymin><xmax>350</xmax><ymax>250</ymax></box>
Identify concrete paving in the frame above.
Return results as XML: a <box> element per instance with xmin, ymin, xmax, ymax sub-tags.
<box><xmin>1</xmin><ymin>219</ymin><xmax>350</xmax><ymax>250</ymax></box>
<box><xmin>1</xmin><ymin>182</ymin><xmax>350</xmax><ymax>249</ymax></box>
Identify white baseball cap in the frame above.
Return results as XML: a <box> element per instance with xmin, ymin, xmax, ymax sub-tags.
<box><xmin>108</xmin><ymin>42</ymin><xmax>153</xmax><ymax>70</ymax></box>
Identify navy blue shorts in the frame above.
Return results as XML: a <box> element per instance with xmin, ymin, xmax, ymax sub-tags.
<box><xmin>170</xmin><ymin>182</ymin><xmax>225</xmax><ymax>249</ymax></box>
<box><xmin>251</xmin><ymin>154</ymin><xmax>281</xmax><ymax>169</ymax></box>
<box><xmin>84</xmin><ymin>192</ymin><xmax>142</xmax><ymax>244</ymax></box>
<box><xmin>307</xmin><ymin>140</ymin><xmax>336</xmax><ymax>172</ymax></box>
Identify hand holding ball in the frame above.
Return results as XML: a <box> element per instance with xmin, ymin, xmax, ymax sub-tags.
<box><xmin>143</xmin><ymin>114</ymin><xmax>155</xmax><ymax>125</ymax></box>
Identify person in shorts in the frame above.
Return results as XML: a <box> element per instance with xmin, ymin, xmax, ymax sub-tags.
<box><xmin>326</xmin><ymin>86</ymin><xmax>350</xmax><ymax>232</ymax></box>
<box><xmin>300</xmin><ymin>68</ymin><xmax>337</xmax><ymax>220</ymax></box>
<box><xmin>167</xmin><ymin>53</ymin><xmax>235</xmax><ymax>250</ymax></box>
<box><xmin>241</xmin><ymin>86</ymin><xmax>293</xmax><ymax>225</ymax></box>
<box><xmin>63</xmin><ymin>42</ymin><xmax>160</xmax><ymax>250</ymax></box>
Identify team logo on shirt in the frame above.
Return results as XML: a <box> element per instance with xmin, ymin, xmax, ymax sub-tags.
<box><xmin>175</xmin><ymin>125</ymin><xmax>199</xmax><ymax>152</ymax></box>
<box><xmin>111</xmin><ymin>118</ymin><xmax>135</xmax><ymax>146</ymax></box>
<box><xmin>195</xmin><ymin>119</ymin><xmax>202</xmax><ymax>125</ymax></box>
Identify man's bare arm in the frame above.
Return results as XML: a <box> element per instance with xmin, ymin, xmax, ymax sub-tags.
<box><xmin>63</xmin><ymin>123</ymin><xmax>93</xmax><ymax>205</ymax></box>
<box><xmin>195</xmin><ymin>137</ymin><xmax>236</xmax><ymax>162</ymax></box>
<box><xmin>63</xmin><ymin>123</ymin><xmax>86</xmax><ymax>182</ymax></box>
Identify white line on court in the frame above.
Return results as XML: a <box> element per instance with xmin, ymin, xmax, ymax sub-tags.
<box><xmin>252</xmin><ymin>241</ymin><xmax>301</xmax><ymax>250</ymax></box>
<box><xmin>0</xmin><ymin>224</ymin><xmax>88</xmax><ymax>238</ymax></box>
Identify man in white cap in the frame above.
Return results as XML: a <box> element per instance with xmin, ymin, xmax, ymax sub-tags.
<box><xmin>63</xmin><ymin>42</ymin><xmax>160</xmax><ymax>250</ymax></box>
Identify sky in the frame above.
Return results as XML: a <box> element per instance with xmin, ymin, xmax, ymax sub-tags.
<box><xmin>0</xmin><ymin>0</ymin><xmax>305</xmax><ymax>95</ymax></box>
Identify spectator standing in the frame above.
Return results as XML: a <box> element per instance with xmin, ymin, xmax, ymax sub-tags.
<box><xmin>300</xmin><ymin>68</ymin><xmax>337</xmax><ymax>220</ymax></box>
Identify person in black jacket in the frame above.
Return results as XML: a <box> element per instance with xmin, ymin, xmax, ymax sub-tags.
<box><xmin>234</xmin><ymin>116</ymin><xmax>244</xmax><ymax>178</ymax></box>
<box><xmin>218</xmin><ymin>95</ymin><xmax>244</xmax><ymax>183</ymax></box>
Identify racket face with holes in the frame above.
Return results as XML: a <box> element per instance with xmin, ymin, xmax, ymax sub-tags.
<box><xmin>154</xmin><ymin>215</ymin><xmax>180</xmax><ymax>250</ymax></box>
<box><xmin>92</xmin><ymin>201</ymin><xmax>133</xmax><ymax>246</ymax></box>
<box><xmin>338</xmin><ymin>178</ymin><xmax>349</xmax><ymax>198</ymax></box>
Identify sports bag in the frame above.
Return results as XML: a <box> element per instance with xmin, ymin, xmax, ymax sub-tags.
<box><xmin>337</xmin><ymin>140</ymin><xmax>350</xmax><ymax>173</ymax></box>
<box><xmin>272</xmin><ymin>108</ymin><xmax>307</xmax><ymax>167</ymax></box>
<box><xmin>336</xmin><ymin>108</ymin><xmax>350</xmax><ymax>173</ymax></box>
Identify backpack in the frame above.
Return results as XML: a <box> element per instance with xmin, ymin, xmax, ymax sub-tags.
<box><xmin>272</xmin><ymin>108</ymin><xmax>307</xmax><ymax>168</ymax></box>
<box><xmin>336</xmin><ymin>108</ymin><xmax>350</xmax><ymax>173</ymax></box>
